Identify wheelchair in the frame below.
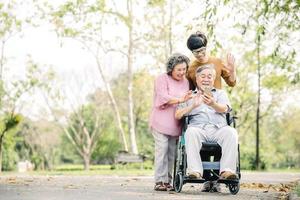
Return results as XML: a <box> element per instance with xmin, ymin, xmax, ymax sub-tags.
<box><xmin>172</xmin><ymin>113</ymin><xmax>241</xmax><ymax>195</ymax></box>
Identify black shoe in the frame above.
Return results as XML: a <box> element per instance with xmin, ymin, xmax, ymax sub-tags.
<box><xmin>201</xmin><ymin>181</ymin><xmax>211</xmax><ymax>192</ymax></box>
<box><xmin>211</xmin><ymin>182</ymin><xmax>221</xmax><ymax>193</ymax></box>
<box><xmin>201</xmin><ymin>181</ymin><xmax>221</xmax><ymax>193</ymax></box>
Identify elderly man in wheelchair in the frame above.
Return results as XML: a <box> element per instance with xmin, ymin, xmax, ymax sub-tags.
<box><xmin>174</xmin><ymin>64</ymin><xmax>239</xmax><ymax>193</ymax></box>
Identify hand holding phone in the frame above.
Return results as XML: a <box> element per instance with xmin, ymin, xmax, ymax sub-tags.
<box><xmin>203</xmin><ymin>87</ymin><xmax>212</xmax><ymax>97</ymax></box>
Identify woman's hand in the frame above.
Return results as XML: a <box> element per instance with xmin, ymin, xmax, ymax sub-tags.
<box><xmin>180</xmin><ymin>90</ymin><xmax>193</xmax><ymax>103</ymax></box>
<box><xmin>184</xmin><ymin>90</ymin><xmax>193</xmax><ymax>101</ymax></box>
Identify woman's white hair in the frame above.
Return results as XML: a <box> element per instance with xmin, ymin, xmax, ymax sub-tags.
<box><xmin>166</xmin><ymin>53</ymin><xmax>190</xmax><ymax>75</ymax></box>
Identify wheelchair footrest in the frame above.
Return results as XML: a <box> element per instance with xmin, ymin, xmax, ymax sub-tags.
<box><xmin>183</xmin><ymin>177</ymin><xmax>206</xmax><ymax>184</ymax></box>
<box><xmin>203</xmin><ymin>161</ymin><xmax>220</xmax><ymax>170</ymax></box>
<box><xmin>217</xmin><ymin>179</ymin><xmax>239</xmax><ymax>184</ymax></box>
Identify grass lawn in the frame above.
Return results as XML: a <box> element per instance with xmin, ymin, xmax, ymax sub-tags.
<box><xmin>261</xmin><ymin>168</ymin><xmax>300</xmax><ymax>173</ymax></box>
<box><xmin>1</xmin><ymin>164</ymin><xmax>299</xmax><ymax>176</ymax></box>
<box><xmin>295</xmin><ymin>184</ymin><xmax>300</xmax><ymax>196</ymax></box>
<box><xmin>1</xmin><ymin>164</ymin><xmax>154</xmax><ymax>176</ymax></box>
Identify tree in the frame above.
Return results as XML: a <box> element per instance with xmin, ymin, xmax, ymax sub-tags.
<box><xmin>43</xmin><ymin>0</ymin><xmax>130</xmax><ymax>152</ymax></box>
<box><xmin>0</xmin><ymin>114</ymin><xmax>21</xmax><ymax>171</ymax></box>
<box><xmin>65</xmin><ymin>104</ymin><xmax>103</xmax><ymax>170</ymax></box>
<box><xmin>234</xmin><ymin>0</ymin><xmax>300</xmax><ymax>169</ymax></box>
<box><xmin>40</xmin><ymin>71</ymin><xmax>106</xmax><ymax>170</ymax></box>
<box><xmin>16</xmin><ymin>118</ymin><xmax>62</xmax><ymax>170</ymax></box>
<box><xmin>0</xmin><ymin>3</ymin><xmax>24</xmax><ymax>166</ymax></box>
<box><xmin>189</xmin><ymin>0</ymin><xmax>300</xmax><ymax>170</ymax></box>
<box><xmin>0</xmin><ymin>0</ymin><xmax>46</xmax><ymax>172</ymax></box>
<box><xmin>0</xmin><ymin>59</ymin><xmax>54</xmax><ymax>172</ymax></box>
<box><xmin>98</xmin><ymin>0</ymin><xmax>139</xmax><ymax>154</ymax></box>
<box><xmin>109</xmin><ymin>70</ymin><xmax>155</xmax><ymax>157</ymax></box>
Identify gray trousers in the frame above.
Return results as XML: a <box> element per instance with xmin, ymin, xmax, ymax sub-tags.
<box><xmin>152</xmin><ymin>130</ymin><xmax>177</xmax><ymax>183</ymax></box>
<box><xmin>185</xmin><ymin>125</ymin><xmax>238</xmax><ymax>175</ymax></box>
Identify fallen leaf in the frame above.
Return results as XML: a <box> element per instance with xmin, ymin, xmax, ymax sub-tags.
<box><xmin>63</xmin><ymin>184</ymin><xmax>78</xmax><ymax>189</ymax></box>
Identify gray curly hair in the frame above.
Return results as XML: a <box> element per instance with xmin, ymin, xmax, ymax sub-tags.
<box><xmin>166</xmin><ymin>53</ymin><xmax>190</xmax><ymax>75</ymax></box>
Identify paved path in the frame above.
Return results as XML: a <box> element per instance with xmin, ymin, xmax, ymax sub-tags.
<box><xmin>0</xmin><ymin>172</ymin><xmax>299</xmax><ymax>200</ymax></box>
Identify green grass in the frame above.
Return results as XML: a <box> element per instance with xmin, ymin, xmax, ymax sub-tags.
<box><xmin>1</xmin><ymin>163</ymin><xmax>299</xmax><ymax>176</ymax></box>
<box><xmin>239</xmin><ymin>168</ymin><xmax>300</xmax><ymax>173</ymax></box>
<box><xmin>262</xmin><ymin>168</ymin><xmax>300</xmax><ymax>173</ymax></box>
<box><xmin>294</xmin><ymin>184</ymin><xmax>300</xmax><ymax>197</ymax></box>
<box><xmin>1</xmin><ymin>164</ymin><xmax>154</xmax><ymax>176</ymax></box>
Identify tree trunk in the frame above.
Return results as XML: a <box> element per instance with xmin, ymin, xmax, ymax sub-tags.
<box><xmin>0</xmin><ymin>40</ymin><xmax>5</xmax><ymax>80</ymax></box>
<box><xmin>83</xmin><ymin>154</ymin><xmax>90</xmax><ymax>171</ymax></box>
<box><xmin>95</xmin><ymin>58</ymin><xmax>129</xmax><ymax>152</ymax></box>
<box><xmin>255</xmin><ymin>30</ymin><xmax>261</xmax><ymax>170</ymax></box>
<box><xmin>127</xmin><ymin>0</ymin><xmax>138</xmax><ymax>155</ymax></box>
<box><xmin>0</xmin><ymin>138</ymin><xmax>2</xmax><ymax>172</ymax></box>
<box><xmin>168</xmin><ymin>0</ymin><xmax>173</xmax><ymax>55</ymax></box>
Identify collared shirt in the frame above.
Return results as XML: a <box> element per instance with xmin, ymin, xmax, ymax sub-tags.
<box><xmin>177</xmin><ymin>88</ymin><xmax>231</xmax><ymax>129</ymax></box>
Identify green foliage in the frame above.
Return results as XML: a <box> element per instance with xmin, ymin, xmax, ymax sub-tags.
<box><xmin>3</xmin><ymin>114</ymin><xmax>22</xmax><ymax>132</ymax></box>
<box><xmin>0</xmin><ymin>2</ymin><xmax>22</xmax><ymax>38</ymax></box>
<box><xmin>14</xmin><ymin>118</ymin><xmax>62</xmax><ymax>170</ymax></box>
<box><xmin>295</xmin><ymin>184</ymin><xmax>300</xmax><ymax>197</ymax></box>
<box><xmin>262</xmin><ymin>74</ymin><xmax>289</xmax><ymax>91</ymax></box>
<box><xmin>60</xmin><ymin>133</ymin><xmax>82</xmax><ymax>164</ymax></box>
<box><xmin>67</xmin><ymin>104</ymin><xmax>100</xmax><ymax>139</ymax></box>
<box><xmin>109</xmin><ymin>70</ymin><xmax>155</xmax><ymax>159</ymax></box>
<box><xmin>2</xmin><ymin>128</ymin><xmax>19</xmax><ymax>171</ymax></box>
<box><xmin>60</xmin><ymin>102</ymin><xmax>123</xmax><ymax>165</ymax></box>
<box><xmin>147</xmin><ymin>0</ymin><xmax>166</xmax><ymax>6</ymax></box>
<box><xmin>272</xmin><ymin>107</ymin><xmax>300</xmax><ymax>168</ymax></box>
<box><xmin>92</xmin><ymin>133</ymin><xmax>120</xmax><ymax>164</ymax></box>
<box><xmin>30</xmin><ymin>152</ymin><xmax>44</xmax><ymax>170</ymax></box>
<box><xmin>1</xmin><ymin>0</ymin><xmax>298</xmax><ymax>172</ymax></box>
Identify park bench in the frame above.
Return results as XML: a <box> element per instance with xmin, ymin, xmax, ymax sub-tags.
<box><xmin>115</xmin><ymin>151</ymin><xmax>147</xmax><ymax>169</ymax></box>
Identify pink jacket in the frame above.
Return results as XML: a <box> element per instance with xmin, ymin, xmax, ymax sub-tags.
<box><xmin>149</xmin><ymin>73</ymin><xmax>189</xmax><ymax>136</ymax></box>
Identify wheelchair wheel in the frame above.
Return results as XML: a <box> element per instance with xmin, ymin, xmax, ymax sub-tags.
<box><xmin>228</xmin><ymin>182</ymin><xmax>240</xmax><ymax>195</ymax></box>
<box><xmin>174</xmin><ymin>173</ymin><xmax>183</xmax><ymax>193</ymax></box>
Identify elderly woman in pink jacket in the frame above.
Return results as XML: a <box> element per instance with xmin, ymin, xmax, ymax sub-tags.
<box><xmin>149</xmin><ymin>53</ymin><xmax>192</xmax><ymax>191</ymax></box>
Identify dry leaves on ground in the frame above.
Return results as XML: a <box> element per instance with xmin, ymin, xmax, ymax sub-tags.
<box><xmin>241</xmin><ymin>181</ymin><xmax>299</xmax><ymax>200</ymax></box>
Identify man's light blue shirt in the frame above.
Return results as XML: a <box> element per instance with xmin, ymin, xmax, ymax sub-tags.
<box><xmin>177</xmin><ymin>88</ymin><xmax>231</xmax><ymax>128</ymax></box>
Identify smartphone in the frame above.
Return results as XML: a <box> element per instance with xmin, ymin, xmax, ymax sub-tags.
<box><xmin>203</xmin><ymin>87</ymin><xmax>212</xmax><ymax>97</ymax></box>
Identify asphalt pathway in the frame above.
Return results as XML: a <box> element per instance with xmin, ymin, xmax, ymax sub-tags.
<box><xmin>0</xmin><ymin>172</ymin><xmax>299</xmax><ymax>200</ymax></box>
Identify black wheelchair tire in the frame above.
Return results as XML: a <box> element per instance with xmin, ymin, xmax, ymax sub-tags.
<box><xmin>228</xmin><ymin>182</ymin><xmax>240</xmax><ymax>195</ymax></box>
<box><xmin>174</xmin><ymin>173</ymin><xmax>183</xmax><ymax>193</ymax></box>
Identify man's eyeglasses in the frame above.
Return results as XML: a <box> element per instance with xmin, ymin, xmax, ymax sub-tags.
<box><xmin>192</xmin><ymin>47</ymin><xmax>206</xmax><ymax>56</ymax></box>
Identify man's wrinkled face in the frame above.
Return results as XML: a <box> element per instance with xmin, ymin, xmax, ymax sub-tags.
<box><xmin>196</xmin><ymin>68</ymin><xmax>215</xmax><ymax>90</ymax></box>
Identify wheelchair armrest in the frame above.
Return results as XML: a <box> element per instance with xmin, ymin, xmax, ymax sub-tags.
<box><xmin>226</xmin><ymin>112</ymin><xmax>237</xmax><ymax>128</ymax></box>
<box><xmin>180</xmin><ymin>115</ymin><xmax>190</xmax><ymax>131</ymax></box>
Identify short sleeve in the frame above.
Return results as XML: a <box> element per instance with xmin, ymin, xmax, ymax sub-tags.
<box><xmin>154</xmin><ymin>74</ymin><xmax>173</xmax><ymax>108</ymax></box>
<box><xmin>216</xmin><ymin>90</ymin><xmax>232</xmax><ymax>113</ymax></box>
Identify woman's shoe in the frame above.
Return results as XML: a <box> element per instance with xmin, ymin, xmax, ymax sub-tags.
<box><xmin>154</xmin><ymin>182</ymin><xmax>167</xmax><ymax>191</ymax></box>
<box><xmin>164</xmin><ymin>183</ymin><xmax>174</xmax><ymax>191</ymax></box>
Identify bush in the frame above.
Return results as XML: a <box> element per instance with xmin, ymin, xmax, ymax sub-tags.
<box><xmin>2</xmin><ymin>135</ymin><xmax>18</xmax><ymax>171</ymax></box>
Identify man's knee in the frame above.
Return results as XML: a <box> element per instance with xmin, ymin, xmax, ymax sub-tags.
<box><xmin>185</xmin><ymin>127</ymin><xmax>200</xmax><ymax>139</ymax></box>
<box><xmin>222</xmin><ymin>126</ymin><xmax>238</xmax><ymax>143</ymax></box>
